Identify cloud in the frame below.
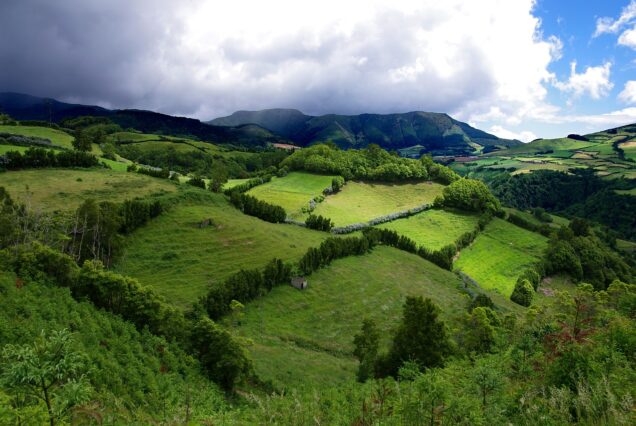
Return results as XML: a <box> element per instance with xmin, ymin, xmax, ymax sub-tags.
<box><xmin>618</xmin><ymin>27</ymin><xmax>636</xmax><ymax>49</ymax></box>
<box><xmin>619</xmin><ymin>81</ymin><xmax>636</xmax><ymax>104</ymax></box>
<box><xmin>594</xmin><ymin>1</ymin><xmax>636</xmax><ymax>36</ymax></box>
<box><xmin>553</xmin><ymin>62</ymin><xmax>613</xmax><ymax>100</ymax></box>
<box><xmin>488</xmin><ymin>125</ymin><xmax>537</xmax><ymax>142</ymax></box>
<box><xmin>595</xmin><ymin>1</ymin><xmax>636</xmax><ymax>51</ymax></box>
<box><xmin>0</xmin><ymin>0</ymin><xmax>561</xmax><ymax>125</ymax></box>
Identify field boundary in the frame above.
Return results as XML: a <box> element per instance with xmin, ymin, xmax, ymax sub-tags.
<box><xmin>331</xmin><ymin>202</ymin><xmax>434</xmax><ymax>234</ymax></box>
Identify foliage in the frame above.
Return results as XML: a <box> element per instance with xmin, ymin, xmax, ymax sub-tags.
<box><xmin>72</xmin><ymin>129</ymin><xmax>92</xmax><ymax>152</ymax></box>
<box><xmin>378</xmin><ymin>297</ymin><xmax>451</xmax><ymax>377</ymax></box>
<box><xmin>2</xmin><ymin>147</ymin><xmax>98</xmax><ymax>169</ymax></box>
<box><xmin>305</xmin><ymin>214</ymin><xmax>333</xmax><ymax>231</ymax></box>
<box><xmin>439</xmin><ymin>178</ymin><xmax>501</xmax><ymax>213</ymax></box>
<box><xmin>510</xmin><ymin>279</ymin><xmax>534</xmax><ymax>306</ymax></box>
<box><xmin>230</xmin><ymin>192</ymin><xmax>286</xmax><ymax>223</ymax></box>
<box><xmin>298</xmin><ymin>236</ymin><xmax>372</xmax><ymax>275</ymax></box>
<box><xmin>223</xmin><ymin>174</ymin><xmax>272</xmax><ymax>195</ymax></box>
<box><xmin>187</xmin><ymin>175</ymin><xmax>206</xmax><ymax>189</ymax></box>
<box><xmin>1</xmin><ymin>329</ymin><xmax>91</xmax><ymax>426</ymax></box>
<box><xmin>281</xmin><ymin>143</ymin><xmax>458</xmax><ymax>182</ymax></box>
<box><xmin>353</xmin><ymin>319</ymin><xmax>380</xmax><ymax>382</ymax></box>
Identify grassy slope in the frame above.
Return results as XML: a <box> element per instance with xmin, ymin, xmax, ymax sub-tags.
<box><xmin>378</xmin><ymin>208</ymin><xmax>479</xmax><ymax>250</ymax></box>
<box><xmin>247</xmin><ymin>172</ymin><xmax>335</xmax><ymax>218</ymax></box>
<box><xmin>454</xmin><ymin>218</ymin><xmax>548</xmax><ymax>297</ymax></box>
<box><xmin>234</xmin><ymin>246</ymin><xmax>520</xmax><ymax>389</ymax></box>
<box><xmin>115</xmin><ymin>191</ymin><xmax>330</xmax><ymax>307</ymax></box>
<box><xmin>311</xmin><ymin>181</ymin><xmax>444</xmax><ymax>226</ymax></box>
<box><xmin>0</xmin><ymin>125</ymin><xmax>75</xmax><ymax>149</ymax></box>
<box><xmin>0</xmin><ymin>168</ymin><xmax>177</xmax><ymax>211</ymax></box>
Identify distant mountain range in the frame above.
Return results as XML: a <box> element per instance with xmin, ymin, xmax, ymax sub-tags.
<box><xmin>0</xmin><ymin>93</ymin><xmax>521</xmax><ymax>155</ymax></box>
<box><xmin>209</xmin><ymin>109</ymin><xmax>522</xmax><ymax>155</ymax></box>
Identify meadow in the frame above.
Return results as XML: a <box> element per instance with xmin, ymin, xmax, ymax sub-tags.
<box><xmin>115</xmin><ymin>191</ymin><xmax>330</xmax><ymax>307</ymax></box>
<box><xmin>247</xmin><ymin>172</ymin><xmax>336</xmax><ymax>218</ymax></box>
<box><xmin>378</xmin><ymin>208</ymin><xmax>480</xmax><ymax>250</ymax></box>
<box><xmin>233</xmin><ymin>246</ymin><xmax>518</xmax><ymax>388</ymax></box>
<box><xmin>0</xmin><ymin>168</ymin><xmax>177</xmax><ymax>211</ymax></box>
<box><xmin>0</xmin><ymin>124</ymin><xmax>75</xmax><ymax>149</ymax></box>
<box><xmin>454</xmin><ymin>218</ymin><xmax>548</xmax><ymax>296</ymax></box>
<box><xmin>310</xmin><ymin>180</ymin><xmax>444</xmax><ymax>226</ymax></box>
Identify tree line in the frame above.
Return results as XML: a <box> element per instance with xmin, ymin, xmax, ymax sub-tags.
<box><xmin>1</xmin><ymin>147</ymin><xmax>98</xmax><ymax>170</ymax></box>
<box><xmin>229</xmin><ymin>192</ymin><xmax>286</xmax><ymax>223</ymax></box>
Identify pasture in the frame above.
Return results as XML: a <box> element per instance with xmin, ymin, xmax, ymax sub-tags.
<box><xmin>310</xmin><ymin>180</ymin><xmax>444</xmax><ymax>226</ymax></box>
<box><xmin>0</xmin><ymin>168</ymin><xmax>177</xmax><ymax>211</ymax></box>
<box><xmin>378</xmin><ymin>208</ymin><xmax>480</xmax><ymax>250</ymax></box>
<box><xmin>454</xmin><ymin>218</ymin><xmax>548</xmax><ymax>297</ymax></box>
<box><xmin>233</xmin><ymin>246</ymin><xmax>488</xmax><ymax>388</ymax></box>
<box><xmin>114</xmin><ymin>191</ymin><xmax>330</xmax><ymax>307</ymax></box>
<box><xmin>0</xmin><ymin>125</ymin><xmax>75</xmax><ymax>149</ymax></box>
<box><xmin>246</xmin><ymin>172</ymin><xmax>336</xmax><ymax>218</ymax></box>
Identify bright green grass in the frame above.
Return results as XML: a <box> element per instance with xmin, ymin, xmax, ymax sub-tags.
<box><xmin>223</xmin><ymin>178</ymin><xmax>250</xmax><ymax>189</ymax></box>
<box><xmin>115</xmin><ymin>192</ymin><xmax>330</xmax><ymax>307</ymax></box>
<box><xmin>99</xmin><ymin>158</ymin><xmax>129</xmax><ymax>172</ymax></box>
<box><xmin>247</xmin><ymin>172</ymin><xmax>336</xmax><ymax>218</ymax></box>
<box><xmin>109</xmin><ymin>131</ymin><xmax>162</xmax><ymax>143</ymax></box>
<box><xmin>0</xmin><ymin>144</ymin><xmax>31</xmax><ymax>154</ymax></box>
<box><xmin>129</xmin><ymin>140</ymin><xmax>201</xmax><ymax>153</ymax></box>
<box><xmin>0</xmin><ymin>168</ymin><xmax>177</xmax><ymax>211</ymax></box>
<box><xmin>310</xmin><ymin>181</ymin><xmax>444</xmax><ymax>226</ymax></box>
<box><xmin>0</xmin><ymin>125</ymin><xmax>75</xmax><ymax>149</ymax></box>
<box><xmin>378</xmin><ymin>209</ymin><xmax>480</xmax><ymax>250</ymax></box>
<box><xmin>454</xmin><ymin>218</ymin><xmax>548</xmax><ymax>297</ymax></box>
<box><xmin>615</xmin><ymin>188</ymin><xmax>636</xmax><ymax>196</ymax></box>
<box><xmin>233</xmin><ymin>246</ymin><xmax>518</xmax><ymax>388</ymax></box>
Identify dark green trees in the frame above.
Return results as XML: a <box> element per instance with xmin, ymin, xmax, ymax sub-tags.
<box><xmin>353</xmin><ymin>319</ymin><xmax>380</xmax><ymax>382</ymax></box>
<box><xmin>305</xmin><ymin>214</ymin><xmax>333</xmax><ymax>231</ymax></box>
<box><xmin>380</xmin><ymin>297</ymin><xmax>451</xmax><ymax>376</ymax></box>
<box><xmin>72</xmin><ymin>129</ymin><xmax>92</xmax><ymax>152</ymax></box>
<box><xmin>439</xmin><ymin>178</ymin><xmax>501</xmax><ymax>213</ymax></box>
<box><xmin>230</xmin><ymin>193</ymin><xmax>286</xmax><ymax>223</ymax></box>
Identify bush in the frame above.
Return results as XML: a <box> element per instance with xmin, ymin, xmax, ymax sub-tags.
<box><xmin>440</xmin><ymin>178</ymin><xmax>501</xmax><ymax>213</ymax></box>
<box><xmin>2</xmin><ymin>147</ymin><xmax>99</xmax><ymax>169</ymax></box>
<box><xmin>229</xmin><ymin>192</ymin><xmax>286</xmax><ymax>223</ymax></box>
<box><xmin>187</xmin><ymin>176</ymin><xmax>207</xmax><ymax>189</ymax></box>
<box><xmin>305</xmin><ymin>214</ymin><xmax>333</xmax><ymax>231</ymax></box>
<box><xmin>510</xmin><ymin>279</ymin><xmax>534</xmax><ymax>307</ymax></box>
<box><xmin>136</xmin><ymin>166</ymin><xmax>170</xmax><ymax>179</ymax></box>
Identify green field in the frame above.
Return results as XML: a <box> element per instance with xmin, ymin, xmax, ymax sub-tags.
<box><xmin>0</xmin><ymin>144</ymin><xmax>31</xmax><ymax>154</ymax></box>
<box><xmin>233</xmin><ymin>246</ymin><xmax>517</xmax><ymax>388</ymax></box>
<box><xmin>0</xmin><ymin>168</ymin><xmax>177</xmax><ymax>211</ymax></box>
<box><xmin>115</xmin><ymin>192</ymin><xmax>331</xmax><ymax>307</ymax></box>
<box><xmin>454</xmin><ymin>218</ymin><xmax>548</xmax><ymax>296</ymax></box>
<box><xmin>0</xmin><ymin>125</ymin><xmax>75</xmax><ymax>149</ymax></box>
<box><xmin>247</xmin><ymin>172</ymin><xmax>336</xmax><ymax>218</ymax></box>
<box><xmin>223</xmin><ymin>178</ymin><xmax>250</xmax><ymax>189</ymax></box>
<box><xmin>311</xmin><ymin>181</ymin><xmax>444</xmax><ymax>226</ymax></box>
<box><xmin>378</xmin><ymin>209</ymin><xmax>480</xmax><ymax>250</ymax></box>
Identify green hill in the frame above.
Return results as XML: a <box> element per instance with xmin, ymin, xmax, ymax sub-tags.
<box><xmin>209</xmin><ymin>109</ymin><xmax>521</xmax><ymax>154</ymax></box>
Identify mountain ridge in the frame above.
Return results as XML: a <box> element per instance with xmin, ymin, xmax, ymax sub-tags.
<box><xmin>209</xmin><ymin>108</ymin><xmax>522</xmax><ymax>155</ymax></box>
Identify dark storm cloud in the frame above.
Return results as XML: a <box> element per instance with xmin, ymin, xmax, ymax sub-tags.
<box><xmin>0</xmin><ymin>0</ymin><xmax>556</xmax><ymax>124</ymax></box>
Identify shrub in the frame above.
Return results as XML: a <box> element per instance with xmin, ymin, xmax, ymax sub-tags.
<box><xmin>510</xmin><ymin>279</ymin><xmax>534</xmax><ymax>307</ymax></box>
<box><xmin>2</xmin><ymin>147</ymin><xmax>99</xmax><ymax>169</ymax></box>
<box><xmin>440</xmin><ymin>178</ymin><xmax>501</xmax><ymax>213</ymax></box>
<box><xmin>305</xmin><ymin>214</ymin><xmax>333</xmax><ymax>232</ymax></box>
<box><xmin>229</xmin><ymin>193</ymin><xmax>286</xmax><ymax>223</ymax></box>
<box><xmin>187</xmin><ymin>176</ymin><xmax>207</xmax><ymax>189</ymax></box>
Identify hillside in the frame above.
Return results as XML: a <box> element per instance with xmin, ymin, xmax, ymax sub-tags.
<box><xmin>210</xmin><ymin>109</ymin><xmax>522</xmax><ymax>154</ymax></box>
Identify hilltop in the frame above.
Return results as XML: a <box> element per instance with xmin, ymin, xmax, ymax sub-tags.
<box><xmin>210</xmin><ymin>108</ymin><xmax>522</xmax><ymax>154</ymax></box>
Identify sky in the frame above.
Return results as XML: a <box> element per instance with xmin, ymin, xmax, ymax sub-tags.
<box><xmin>0</xmin><ymin>0</ymin><xmax>635</xmax><ymax>141</ymax></box>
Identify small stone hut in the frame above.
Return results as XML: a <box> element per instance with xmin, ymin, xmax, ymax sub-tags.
<box><xmin>290</xmin><ymin>276</ymin><xmax>308</xmax><ymax>290</ymax></box>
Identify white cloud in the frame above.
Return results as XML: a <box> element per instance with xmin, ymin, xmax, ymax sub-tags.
<box><xmin>594</xmin><ymin>1</ymin><xmax>636</xmax><ymax>36</ymax></box>
<box><xmin>619</xmin><ymin>81</ymin><xmax>636</xmax><ymax>104</ymax></box>
<box><xmin>553</xmin><ymin>62</ymin><xmax>613</xmax><ymax>99</ymax></box>
<box><xmin>488</xmin><ymin>125</ymin><xmax>537</xmax><ymax>142</ymax></box>
<box><xmin>618</xmin><ymin>27</ymin><xmax>636</xmax><ymax>49</ymax></box>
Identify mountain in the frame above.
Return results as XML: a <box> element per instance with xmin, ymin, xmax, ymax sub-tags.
<box><xmin>0</xmin><ymin>92</ymin><xmax>110</xmax><ymax>121</ymax></box>
<box><xmin>0</xmin><ymin>93</ymin><xmax>280</xmax><ymax>146</ymax></box>
<box><xmin>209</xmin><ymin>109</ymin><xmax>522</xmax><ymax>155</ymax></box>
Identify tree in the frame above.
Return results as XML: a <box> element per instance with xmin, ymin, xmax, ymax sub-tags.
<box><xmin>210</xmin><ymin>166</ymin><xmax>229</xmax><ymax>192</ymax></box>
<box><xmin>353</xmin><ymin>319</ymin><xmax>380</xmax><ymax>382</ymax></box>
<box><xmin>440</xmin><ymin>178</ymin><xmax>501</xmax><ymax>213</ymax></box>
<box><xmin>510</xmin><ymin>279</ymin><xmax>534</xmax><ymax>307</ymax></box>
<box><xmin>0</xmin><ymin>330</ymin><xmax>91</xmax><ymax>426</ymax></box>
<box><xmin>71</xmin><ymin>130</ymin><xmax>92</xmax><ymax>152</ymax></box>
<box><xmin>471</xmin><ymin>357</ymin><xmax>503</xmax><ymax>410</ymax></box>
<box><xmin>385</xmin><ymin>297</ymin><xmax>451</xmax><ymax>375</ymax></box>
<box><xmin>461</xmin><ymin>307</ymin><xmax>500</xmax><ymax>354</ymax></box>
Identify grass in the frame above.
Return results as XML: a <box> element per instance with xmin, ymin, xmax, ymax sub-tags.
<box><xmin>232</xmin><ymin>246</ymin><xmax>518</xmax><ymax>388</ymax></box>
<box><xmin>0</xmin><ymin>168</ymin><xmax>177</xmax><ymax>211</ymax></box>
<box><xmin>247</xmin><ymin>172</ymin><xmax>336</xmax><ymax>218</ymax></box>
<box><xmin>0</xmin><ymin>125</ymin><xmax>75</xmax><ymax>149</ymax></box>
<box><xmin>0</xmin><ymin>144</ymin><xmax>32</xmax><ymax>154</ymax></box>
<box><xmin>114</xmin><ymin>191</ymin><xmax>331</xmax><ymax>307</ymax></box>
<box><xmin>223</xmin><ymin>178</ymin><xmax>250</xmax><ymax>189</ymax></box>
<box><xmin>378</xmin><ymin>209</ymin><xmax>480</xmax><ymax>250</ymax></box>
<box><xmin>454</xmin><ymin>218</ymin><xmax>548</xmax><ymax>297</ymax></box>
<box><xmin>310</xmin><ymin>181</ymin><xmax>444</xmax><ymax>226</ymax></box>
